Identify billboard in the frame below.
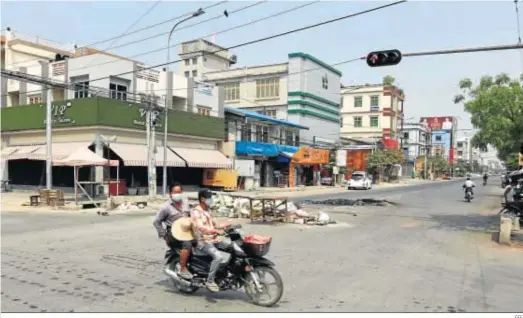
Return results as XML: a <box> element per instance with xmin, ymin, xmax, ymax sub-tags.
<box><xmin>420</xmin><ymin>116</ymin><xmax>456</xmax><ymax>131</ymax></box>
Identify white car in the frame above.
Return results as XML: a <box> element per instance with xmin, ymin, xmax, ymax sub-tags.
<box><xmin>347</xmin><ymin>171</ymin><xmax>372</xmax><ymax>190</ymax></box>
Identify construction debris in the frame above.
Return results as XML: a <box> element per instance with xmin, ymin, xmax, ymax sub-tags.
<box><xmin>203</xmin><ymin>193</ymin><xmax>335</xmax><ymax>226</ymax></box>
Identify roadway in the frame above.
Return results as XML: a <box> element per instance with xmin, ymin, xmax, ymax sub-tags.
<box><xmin>2</xmin><ymin>179</ymin><xmax>522</xmax><ymax>312</ymax></box>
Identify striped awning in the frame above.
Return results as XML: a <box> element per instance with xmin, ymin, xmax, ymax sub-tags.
<box><xmin>109</xmin><ymin>143</ymin><xmax>185</xmax><ymax>167</ymax></box>
<box><xmin>26</xmin><ymin>142</ymin><xmax>93</xmax><ymax>161</ymax></box>
<box><xmin>2</xmin><ymin>145</ymin><xmax>42</xmax><ymax>160</ymax></box>
<box><xmin>171</xmin><ymin>147</ymin><xmax>232</xmax><ymax>169</ymax></box>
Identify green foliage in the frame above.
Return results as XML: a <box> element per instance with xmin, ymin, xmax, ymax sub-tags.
<box><xmin>429</xmin><ymin>155</ymin><xmax>450</xmax><ymax>174</ymax></box>
<box><xmin>383</xmin><ymin>75</ymin><xmax>396</xmax><ymax>86</ymax></box>
<box><xmin>504</xmin><ymin>153</ymin><xmax>520</xmax><ymax>170</ymax></box>
<box><xmin>454</xmin><ymin>73</ymin><xmax>523</xmax><ymax>161</ymax></box>
<box><xmin>366</xmin><ymin>149</ymin><xmax>406</xmax><ymax>169</ymax></box>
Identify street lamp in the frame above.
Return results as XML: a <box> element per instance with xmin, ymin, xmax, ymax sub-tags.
<box><xmin>162</xmin><ymin>8</ymin><xmax>206</xmax><ymax>196</ymax></box>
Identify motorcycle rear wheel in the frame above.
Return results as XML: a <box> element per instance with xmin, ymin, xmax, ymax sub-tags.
<box><xmin>168</xmin><ymin>260</ymin><xmax>199</xmax><ymax>294</ymax></box>
<box><xmin>244</xmin><ymin>266</ymin><xmax>284</xmax><ymax>307</ymax></box>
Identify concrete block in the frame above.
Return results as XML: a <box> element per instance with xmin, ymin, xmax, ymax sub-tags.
<box><xmin>512</xmin><ymin>217</ymin><xmax>521</xmax><ymax>232</ymax></box>
<box><xmin>499</xmin><ymin>216</ymin><xmax>512</xmax><ymax>245</ymax></box>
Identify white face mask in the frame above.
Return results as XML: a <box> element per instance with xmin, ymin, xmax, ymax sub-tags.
<box><xmin>171</xmin><ymin>193</ymin><xmax>183</xmax><ymax>202</ymax></box>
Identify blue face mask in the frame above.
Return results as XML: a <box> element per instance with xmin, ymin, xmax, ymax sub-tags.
<box><xmin>205</xmin><ymin>198</ymin><xmax>213</xmax><ymax>207</ymax></box>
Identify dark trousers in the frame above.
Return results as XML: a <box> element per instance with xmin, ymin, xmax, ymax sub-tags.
<box><xmin>165</xmin><ymin>227</ymin><xmax>193</xmax><ymax>250</ymax></box>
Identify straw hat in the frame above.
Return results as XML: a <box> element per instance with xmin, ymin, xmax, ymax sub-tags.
<box><xmin>171</xmin><ymin>217</ymin><xmax>195</xmax><ymax>241</ymax></box>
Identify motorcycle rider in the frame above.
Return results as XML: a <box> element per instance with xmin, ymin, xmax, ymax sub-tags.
<box><xmin>483</xmin><ymin>172</ymin><xmax>489</xmax><ymax>184</ymax></box>
<box><xmin>190</xmin><ymin>189</ymin><xmax>232</xmax><ymax>292</ymax></box>
<box><xmin>463</xmin><ymin>177</ymin><xmax>476</xmax><ymax>196</ymax></box>
<box><xmin>153</xmin><ymin>183</ymin><xmax>193</xmax><ymax>280</ymax></box>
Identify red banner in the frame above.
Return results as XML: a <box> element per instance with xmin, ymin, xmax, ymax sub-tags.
<box><xmin>449</xmin><ymin>148</ymin><xmax>455</xmax><ymax>164</ymax></box>
<box><xmin>382</xmin><ymin>138</ymin><xmax>399</xmax><ymax>149</ymax></box>
<box><xmin>420</xmin><ymin>116</ymin><xmax>456</xmax><ymax>131</ymax></box>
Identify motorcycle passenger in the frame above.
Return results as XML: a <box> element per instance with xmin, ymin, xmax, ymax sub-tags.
<box><xmin>463</xmin><ymin>177</ymin><xmax>476</xmax><ymax>196</ymax></box>
<box><xmin>153</xmin><ymin>183</ymin><xmax>193</xmax><ymax>280</ymax></box>
<box><xmin>190</xmin><ymin>189</ymin><xmax>232</xmax><ymax>292</ymax></box>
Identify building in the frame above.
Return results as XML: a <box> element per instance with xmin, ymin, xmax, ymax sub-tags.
<box><xmin>201</xmin><ymin>50</ymin><xmax>343</xmax><ymax>146</ymax></box>
<box><xmin>340</xmin><ymin>84</ymin><xmax>405</xmax><ymax>141</ymax></box>
<box><xmin>178</xmin><ymin>38</ymin><xmax>237</xmax><ymax>80</ymax></box>
<box><xmin>1</xmin><ymin>28</ymin><xmax>231</xmax><ymax>192</ymax></box>
<box><xmin>223</xmin><ymin>107</ymin><xmax>310</xmax><ymax>189</ymax></box>
<box><xmin>401</xmin><ymin>122</ymin><xmax>430</xmax><ymax>161</ymax></box>
<box><xmin>419</xmin><ymin>116</ymin><xmax>458</xmax><ymax>163</ymax></box>
<box><xmin>456</xmin><ymin>137</ymin><xmax>473</xmax><ymax>162</ymax></box>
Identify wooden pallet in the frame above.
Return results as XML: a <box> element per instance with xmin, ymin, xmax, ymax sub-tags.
<box><xmin>39</xmin><ymin>189</ymin><xmax>65</xmax><ymax>206</ymax></box>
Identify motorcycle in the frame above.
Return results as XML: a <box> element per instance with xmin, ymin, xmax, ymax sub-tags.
<box><xmin>164</xmin><ymin>224</ymin><xmax>284</xmax><ymax>307</ymax></box>
<box><xmin>483</xmin><ymin>179</ymin><xmax>487</xmax><ymax>186</ymax></box>
<box><xmin>464</xmin><ymin>186</ymin><xmax>474</xmax><ymax>202</ymax></box>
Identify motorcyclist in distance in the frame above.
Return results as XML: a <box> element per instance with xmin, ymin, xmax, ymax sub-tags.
<box><xmin>483</xmin><ymin>172</ymin><xmax>489</xmax><ymax>184</ymax></box>
<box><xmin>463</xmin><ymin>177</ymin><xmax>476</xmax><ymax>196</ymax></box>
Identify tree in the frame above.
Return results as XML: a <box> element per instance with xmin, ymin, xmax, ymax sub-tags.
<box><xmin>383</xmin><ymin>75</ymin><xmax>395</xmax><ymax>86</ymax></box>
<box><xmin>366</xmin><ymin>149</ymin><xmax>407</xmax><ymax>181</ymax></box>
<box><xmin>453</xmin><ymin>73</ymin><xmax>523</xmax><ymax>162</ymax></box>
<box><xmin>429</xmin><ymin>155</ymin><xmax>450</xmax><ymax>176</ymax></box>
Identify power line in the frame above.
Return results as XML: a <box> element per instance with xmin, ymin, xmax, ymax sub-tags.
<box><xmin>73</xmin><ymin>0</ymin><xmax>409</xmax><ymax>87</ymax></box>
<box><xmin>60</xmin><ymin>0</ymin><xmax>318</xmax><ymax>74</ymax></box>
<box><xmin>82</xmin><ymin>0</ymin><xmax>162</xmax><ymax>69</ymax></box>
<box><xmin>4</xmin><ymin>1</ymin><xmax>229</xmax><ymax>68</ymax></box>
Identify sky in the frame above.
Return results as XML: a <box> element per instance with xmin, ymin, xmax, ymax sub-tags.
<box><xmin>2</xmin><ymin>0</ymin><xmax>521</xmax><ymax>138</ymax></box>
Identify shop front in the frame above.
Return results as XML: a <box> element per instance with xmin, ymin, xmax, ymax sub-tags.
<box><xmin>235</xmin><ymin>141</ymin><xmax>299</xmax><ymax>188</ymax></box>
<box><xmin>1</xmin><ymin>97</ymin><xmax>231</xmax><ymax>192</ymax></box>
<box><xmin>289</xmin><ymin>147</ymin><xmax>330</xmax><ymax>187</ymax></box>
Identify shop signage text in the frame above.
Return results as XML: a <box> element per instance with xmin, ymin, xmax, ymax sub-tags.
<box><xmin>43</xmin><ymin>101</ymin><xmax>75</xmax><ymax>124</ymax></box>
<box><xmin>134</xmin><ymin>108</ymin><xmax>162</xmax><ymax>127</ymax></box>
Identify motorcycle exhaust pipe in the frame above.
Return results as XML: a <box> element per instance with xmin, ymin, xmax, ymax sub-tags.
<box><xmin>164</xmin><ymin>268</ymin><xmax>192</xmax><ymax>288</ymax></box>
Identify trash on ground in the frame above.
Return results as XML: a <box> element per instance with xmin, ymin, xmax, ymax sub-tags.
<box><xmin>299</xmin><ymin>198</ymin><xmax>397</xmax><ymax>207</ymax></box>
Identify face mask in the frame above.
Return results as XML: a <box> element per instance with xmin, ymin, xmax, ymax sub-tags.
<box><xmin>205</xmin><ymin>198</ymin><xmax>213</xmax><ymax>207</ymax></box>
<box><xmin>171</xmin><ymin>193</ymin><xmax>183</xmax><ymax>202</ymax></box>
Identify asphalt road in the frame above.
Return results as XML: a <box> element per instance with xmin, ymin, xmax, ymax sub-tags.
<box><xmin>2</xmin><ymin>179</ymin><xmax>522</xmax><ymax>313</ymax></box>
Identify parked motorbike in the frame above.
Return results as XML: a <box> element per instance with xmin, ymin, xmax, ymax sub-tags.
<box><xmin>464</xmin><ymin>187</ymin><xmax>474</xmax><ymax>202</ymax></box>
<box><xmin>164</xmin><ymin>225</ymin><xmax>284</xmax><ymax>307</ymax></box>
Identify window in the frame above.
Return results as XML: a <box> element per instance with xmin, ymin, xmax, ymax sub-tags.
<box><xmin>353</xmin><ymin>116</ymin><xmax>362</xmax><ymax>128</ymax></box>
<box><xmin>264</xmin><ymin>110</ymin><xmax>277</xmax><ymax>118</ymax></box>
<box><xmin>370</xmin><ymin>116</ymin><xmax>379</xmax><ymax>128</ymax></box>
<box><xmin>354</xmin><ymin>96</ymin><xmax>363</xmax><ymax>108</ymax></box>
<box><xmin>255</xmin><ymin>125</ymin><xmax>263</xmax><ymax>142</ymax></box>
<box><xmin>109</xmin><ymin>83</ymin><xmax>127</xmax><ymax>101</ymax></box>
<box><xmin>192</xmin><ymin>70</ymin><xmax>197</xmax><ymax>77</ymax></box>
<box><xmin>436</xmin><ymin>135</ymin><xmax>442</xmax><ymax>141</ymax></box>
<box><xmin>322</xmin><ymin>75</ymin><xmax>328</xmax><ymax>89</ymax></box>
<box><xmin>224</xmin><ymin>82</ymin><xmax>240</xmax><ymax>101</ymax></box>
<box><xmin>285</xmin><ymin>130</ymin><xmax>294</xmax><ymax>146</ymax></box>
<box><xmin>192</xmin><ymin>57</ymin><xmax>197</xmax><ymax>65</ymax></box>
<box><xmin>294</xmin><ymin>133</ymin><xmax>300</xmax><ymax>146</ymax></box>
<box><xmin>74</xmin><ymin>81</ymin><xmax>89</xmax><ymax>99</ymax></box>
<box><xmin>197</xmin><ymin>106</ymin><xmax>211</xmax><ymax>116</ymax></box>
<box><xmin>457</xmin><ymin>142</ymin><xmax>464</xmax><ymax>148</ymax></box>
<box><xmin>28</xmin><ymin>95</ymin><xmax>42</xmax><ymax>104</ymax></box>
<box><xmin>256</xmin><ymin>78</ymin><xmax>279</xmax><ymax>99</ymax></box>
<box><xmin>241</xmin><ymin>124</ymin><xmax>252</xmax><ymax>142</ymax></box>
<box><xmin>458</xmin><ymin>150</ymin><xmax>464</xmax><ymax>156</ymax></box>
<box><xmin>184</xmin><ymin>71</ymin><xmax>190</xmax><ymax>78</ymax></box>
<box><xmin>340</xmin><ymin>117</ymin><xmax>344</xmax><ymax>127</ymax></box>
<box><xmin>185</xmin><ymin>59</ymin><xmax>190</xmax><ymax>66</ymax></box>
<box><xmin>403</xmin><ymin>132</ymin><xmax>409</xmax><ymax>140</ymax></box>
<box><xmin>370</xmin><ymin>95</ymin><xmax>379</xmax><ymax>107</ymax></box>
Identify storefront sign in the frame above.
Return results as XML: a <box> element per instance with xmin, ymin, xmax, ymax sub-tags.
<box><xmin>133</xmin><ymin>107</ymin><xmax>162</xmax><ymax>127</ymax></box>
<box><xmin>43</xmin><ymin>101</ymin><xmax>75</xmax><ymax>124</ymax></box>
<box><xmin>235</xmin><ymin>141</ymin><xmax>298</xmax><ymax>157</ymax></box>
<box><xmin>336</xmin><ymin>150</ymin><xmax>347</xmax><ymax>167</ymax></box>
<box><xmin>293</xmin><ymin>147</ymin><xmax>329</xmax><ymax>165</ymax></box>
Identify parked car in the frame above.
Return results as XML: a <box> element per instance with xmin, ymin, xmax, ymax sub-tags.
<box><xmin>347</xmin><ymin>171</ymin><xmax>372</xmax><ymax>190</ymax></box>
<box><xmin>320</xmin><ymin>176</ymin><xmax>333</xmax><ymax>186</ymax></box>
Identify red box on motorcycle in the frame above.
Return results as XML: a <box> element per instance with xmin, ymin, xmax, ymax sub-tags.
<box><xmin>243</xmin><ymin>234</ymin><xmax>272</xmax><ymax>257</ymax></box>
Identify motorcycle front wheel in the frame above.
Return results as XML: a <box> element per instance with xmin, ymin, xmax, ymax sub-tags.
<box><xmin>244</xmin><ymin>266</ymin><xmax>284</xmax><ymax>307</ymax></box>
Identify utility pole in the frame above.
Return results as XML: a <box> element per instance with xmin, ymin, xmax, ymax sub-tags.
<box><xmin>145</xmin><ymin>95</ymin><xmax>158</xmax><ymax>199</ymax></box>
<box><xmin>45</xmin><ymin>85</ymin><xmax>53</xmax><ymax>189</ymax></box>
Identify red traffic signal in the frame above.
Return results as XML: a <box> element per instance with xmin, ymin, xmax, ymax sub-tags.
<box><xmin>366</xmin><ymin>49</ymin><xmax>402</xmax><ymax>67</ymax></box>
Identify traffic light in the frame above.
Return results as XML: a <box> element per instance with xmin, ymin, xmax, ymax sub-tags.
<box><xmin>366</xmin><ymin>49</ymin><xmax>402</xmax><ymax>67</ymax></box>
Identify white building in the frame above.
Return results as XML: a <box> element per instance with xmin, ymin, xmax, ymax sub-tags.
<box><xmin>1</xmin><ymin>28</ymin><xmax>231</xmax><ymax>190</ymax></box>
<box><xmin>178</xmin><ymin>39</ymin><xmax>237</xmax><ymax>80</ymax></box>
<box><xmin>456</xmin><ymin>136</ymin><xmax>473</xmax><ymax>162</ymax></box>
<box><xmin>401</xmin><ymin>122</ymin><xmax>430</xmax><ymax>161</ymax></box>
<box><xmin>201</xmin><ymin>50</ymin><xmax>342</xmax><ymax>146</ymax></box>
<box><xmin>340</xmin><ymin>84</ymin><xmax>405</xmax><ymax>141</ymax></box>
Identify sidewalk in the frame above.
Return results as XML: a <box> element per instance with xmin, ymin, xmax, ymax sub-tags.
<box><xmin>0</xmin><ymin>178</ymin><xmax>448</xmax><ymax>214</ymax></box>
